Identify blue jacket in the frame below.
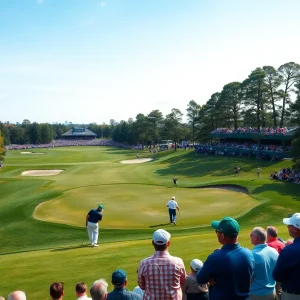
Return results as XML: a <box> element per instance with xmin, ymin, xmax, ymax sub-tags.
<box><xmin>197</xmin><ymin>243</ymin><xmax>255</xmax><ymax>300</ymax></box>
<box><xmin>273</xmin><ymin>236</ymin><xmax>300</xmax><ymax>293</ymax></box>
<box><xmin>107</xmin><ymin>287</ymin><xmax>142</xmax><ymax>300</ymax></box>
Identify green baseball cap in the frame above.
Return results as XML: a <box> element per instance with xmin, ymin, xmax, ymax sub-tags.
<box><xmin>98</xmin><ymin>204</ymin><xmax>104</xmax><ymax>210</ymax></box>
<box><xmin>211</xmin><ymin>217</ymin><xmax>240</xmax><ymax>235</ymax></box>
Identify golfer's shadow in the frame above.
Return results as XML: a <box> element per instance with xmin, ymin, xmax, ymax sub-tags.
<box><xmin>149</xmin><ymin>223</ymin><xmax>170</xmax><ymax>228</ymax></box>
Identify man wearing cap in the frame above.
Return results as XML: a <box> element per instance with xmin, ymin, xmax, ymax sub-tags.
<box><xmin>249</xmin><ymin>227</ymin><xmax>278</xmax><ymax>300</ymax></box>
<box><xmin>138</xmin><ymin>229</ymin><xmax>186</xmax><ymax>299</ymax></box>
<box><xmin>183</xmin><ymin>259</ymin><xmax>209</xmax><ymax>300</ymax></box>
<box><xmin>86</xmin><ymin>205</ymin><xmax>103</xmax><ymax>247</ymax></box>
<box><xmin>107</xmin><ymin>269</ymin><xmax>142</xmax><ymax>300</ymax></box>
<box><xmin>196</xmin><ymin>217</ymin><xmax>255</xmax><ymax>300</ymax></box>
<box><xmin>167</xmin><ymin>196</ymin><xmax>180</xmax><ymax>225</ymax></box>
<box><xmin>273</xmin><ymin>213</ymin><xmax>300</xmax><ymax>299</ymax></box>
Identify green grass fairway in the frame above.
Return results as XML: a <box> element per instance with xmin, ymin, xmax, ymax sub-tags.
<box><xmin>34</xmin><ymin>185</ymin><xmax>257</xmax><ymax>228</ymax></box>
<box><xmin>0</xmin><ymin>147</ymin><xmax>300</xmax><ymax>299</ymax></box>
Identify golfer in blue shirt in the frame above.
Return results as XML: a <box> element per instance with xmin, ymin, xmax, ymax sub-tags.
<box><xmin>86</xmin><ymin>204</ymin><xmax>103</xmax><ymax>247</ymax></box>
<box><xmin>197</xmin><ymin>217</ymin><xmax>255</xmax><ymax>300</ymax></box>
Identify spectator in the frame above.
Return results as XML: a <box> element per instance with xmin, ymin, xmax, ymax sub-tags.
<box><xmin>183</xmin><ymin>259</ymin><xmax>209</xmax><ymax>300</ymax></box>
<box><xmin>50</xmin><ymin>282</ymin><xmax>64</xmax><ymax>300</ymax></box>
<box><xmin>196</xmin><ymin>217</ymin><xmax>255</xmax><ymax>300</ymax></box>
<box><xmin>132</xmin><ymin>286</ymin><xmax>144</xmax><ymax>297</ymax></box>
<box><xmin>7</xmin><ymin>291</ymin><xmax>26</xmax><ymax>300</ymax></box>
<box><xmin>249</xmin><ymin>227</ymin><xmax>278</xmax><ymax>299</ymax></box>
<box><xmin>266</xmin><ymin>226</ymin><xmax>285</xmax><ymax>300</ymax></box>
<box><xmin>273</xmin><ymin>213</ymin><xmax>300</xmax><ymax>298</ymax></box>
<box><xmin>138</xmin><ymin>229</ymin><xmax>186</xmax><ymax>299</ymax></box>
<box><xmin>76</xmin><ymin>282</ymin><xmax>91</xmax><ymax>300</ymax></box>
<box><xmin>267</xmin><ymin>226</ymin><xmax>285</xmax><ymax>254</ymax></box>
<box><xmin>107</xmin><ymin>269</ymin><xmax>142</xmax><ymax>300</ymax></box>
<box><xmin>90</xmin><ymin>279</ymin><xmax>108</xmax><ymax>300</ymax></box>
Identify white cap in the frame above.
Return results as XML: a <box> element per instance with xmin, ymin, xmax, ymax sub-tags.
<box><xmin>152</xmin><ymin>229</ymin><xmax>171</xmax><ymax>245</ymax></box>
<box><xmin>172</xmin><ymin>196</ymin><xmax>175</xmax><ymax>200</ymax></box>
<box><xmin>283</xmin><ymin>213</ymin><xmax>300</xmax><ymax>229</ymax></box>
<box><xmin>190</xmin><ymin>259</ymin><xmax>203</xmax><ymax>271</ymax></box>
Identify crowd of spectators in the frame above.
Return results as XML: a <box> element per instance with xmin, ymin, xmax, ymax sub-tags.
<box><xmin>270</xmin><ymin>167</ymin><xmax>300</xmax><ymax>184</ymax></box>
<box><xmin>3</xmin><ymin>214</ymin><xmax>300</xmax><ymax>300</ymax></box>
<box><xmin>5</xmin><ymin>139</ymin><xmax>137</xmax><ymax>151</ymax></box>
<box><xmin>211</xmin><ymin>126</ymin><xmax>297</xmax><ymax>135</ymax></box>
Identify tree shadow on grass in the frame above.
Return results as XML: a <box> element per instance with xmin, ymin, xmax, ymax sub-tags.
<box><xmin>155</xmin><ymin>153</ymin><xmax>282</xmax><ymax>178</ymax></box>
<box><xmin>251</xmin><ymin>182</ymin><xmax>300</xmax><ymax>201</ymax></box>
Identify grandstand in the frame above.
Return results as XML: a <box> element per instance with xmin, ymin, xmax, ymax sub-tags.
<box><xmin>195</xmin><ymin>127</ymin><xmax>299</xmax><ymax>160</ymax></box>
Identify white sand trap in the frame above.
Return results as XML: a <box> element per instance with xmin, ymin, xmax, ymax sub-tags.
<box><xmin>21</xmin><ymin>170</ymin><xmax>64</xmax><ymax>176</ymax></box>
<box><xmin>21</xmin><ymin>152</ymin><xmax>45</xmax><ymax>155</ymax></box>
<box><xmin>120</xmin><ymin>158</ymin><xmax>153</xmax><ymax>164</ymax></box>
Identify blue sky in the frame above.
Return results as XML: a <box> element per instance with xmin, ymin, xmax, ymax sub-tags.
<box><xmin>0</xmin><ymin>0</ymin><xmax>299</xmax><ymax>124</ymax></box>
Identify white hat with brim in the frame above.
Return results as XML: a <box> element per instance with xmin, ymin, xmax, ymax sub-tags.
<box><xmin>190</xmin><ymin>259</ymin><xmax>203</xmax><ymax>271</ymax></box>
<box><xmin>283</xmin><ymin>213</ymin><xmax>300</xmax><ymax>229</ymax></box>
<box><xmin>153</xmin><ymin>229</ymin><xmax>171</xmax><ymax>245</ymax></box>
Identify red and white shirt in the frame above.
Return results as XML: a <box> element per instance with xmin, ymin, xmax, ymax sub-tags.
<box><xmin>138</xmin><ymin>250</ymin><xmax>186</xmax><ymax>300</ymax></box>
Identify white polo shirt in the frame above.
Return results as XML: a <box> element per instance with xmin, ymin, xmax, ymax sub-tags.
<box><xmin>167</xmin><ymin>200</ymin><xmax>178</xmax><ymax>209</ymax></box>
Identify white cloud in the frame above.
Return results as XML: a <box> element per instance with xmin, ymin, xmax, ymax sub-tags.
<box><xmin>100</xmin><ymin>2</ymin><xmax>106</xmax><ymax>7</ymax></box>
<box><xmin>37</xmin><ymin>0</ymin><xmax>44</xmax><ymax>4</ymax></box>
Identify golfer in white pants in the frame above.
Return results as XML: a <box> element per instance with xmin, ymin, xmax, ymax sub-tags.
<box><xmin>86</xmin><ymin>204</ymin><xmax>103</xmax><ymax>247</ymax></box>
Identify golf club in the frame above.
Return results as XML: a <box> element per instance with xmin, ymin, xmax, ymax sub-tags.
<box><xmin>178</xmin><ymin>210</ymin><xmax>182</xmax><ymax>224</ymax></box>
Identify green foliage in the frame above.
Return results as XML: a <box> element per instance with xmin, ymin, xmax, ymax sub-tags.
<box><xmin>0</xmin><ymin>130</ymin><xmax>5</xmax><ymax>160</ymax></box>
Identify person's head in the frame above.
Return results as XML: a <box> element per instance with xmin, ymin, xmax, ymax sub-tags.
<box><xmin>283</xmin><ymin>213</ymin><xmax>300</xmax><ymax>238</ymax></box>
<box><xmin>7</xmin><ymin>291</ymin><xmax>26</xmax><ymax>300</ymax></box>
<box><xmin>0</xmin><ymin>296</ymin><xmax>5</xmax><ymax>300</ymax></box>
<box><xmin>250</xmin><ymin>227</ymin><xmax>267</xmax><ymax>245</ymax></box>
<box><xmin>75</xmin><ymin>282</ymin><xmax>88</xmax><ymax>297</ymax></box>
<box><xmin>266</xmin><ymin>226</ymin><xmax>278</xmax><ymax>239</ymax></box>
<box><xmin>211</xmin><ymin>217</ymin><xmax>240</xmax><ymax>245</ymax></box>
<box><xmin>111</xmin><ymin>269</ymin><xmax>127</xmax><ymax>288</ymax></box>
<box><xmin>50</xmin><ymin>282</ymin><xmax>64</xmax><ymax>300</ymax></box>
<box><xmin>97</xmin><ymin>205</ymin><xmax>104</xmax><ymax>212</ymax></box>
<box><xmin>152</xmin><ymin>229</ymin><xmax>171</xmax><ymax>251</ymax></box>
<box><xmin>190</xmin><ymin>259</ymin><xmax>203</xmax><ymax>274</ymax></box>
<box><xmin>90</xmin><ymin>279</ymin><xmax>108</xmax><ymax>300</ymax></box>
<box><xmin>171</xmin><ymin>196</ymin><xmax>175</xmax><ymax>200</ymax></box>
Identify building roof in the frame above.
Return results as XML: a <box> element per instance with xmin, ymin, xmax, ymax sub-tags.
<box><xmin>62</xmin><ymin>127</ymin><xmax>97</xmax><ymax>137</ymax></box>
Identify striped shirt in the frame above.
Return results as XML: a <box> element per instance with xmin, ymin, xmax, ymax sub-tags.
<box><xmin>138</xmin><ymin>250</ymin><xmax>186</xmax><ymax>300</ymax></box>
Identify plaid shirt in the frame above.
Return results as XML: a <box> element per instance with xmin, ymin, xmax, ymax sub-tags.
<box><xmin>138</xmin><ymin>250</ymin><xmax>186</xmax><ymax>300</ymax></box>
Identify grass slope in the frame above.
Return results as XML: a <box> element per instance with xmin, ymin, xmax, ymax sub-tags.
<box><xmin>0</xmin><ymin>147</ymin><xmax>299</xmax><ymax>299</ymax></box>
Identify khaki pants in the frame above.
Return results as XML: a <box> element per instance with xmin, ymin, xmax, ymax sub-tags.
<box><xmin>249</xmin><ymin>292</ymin><xmax>276</xmax><ymax>300</ymax></box>
<box><xmin>281</xmin><ymin>291</ymin><xmax>300</xmax><ymax>300</ymax></box>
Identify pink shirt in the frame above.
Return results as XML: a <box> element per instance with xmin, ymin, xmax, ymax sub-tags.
<box><xmin>267</xmin><ymin>237</ymin><xmax>285</xmax><ymax>253</ymax></box>
<box><xmin>138</xmin><ymin>250</ymin><xmax>186</xmax><ymax>300</ymax></box>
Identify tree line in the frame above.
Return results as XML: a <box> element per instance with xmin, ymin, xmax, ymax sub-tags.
<box><xmin>0</xmin><ymin>61</ymin><xmax>299</xmax><ymax>149</ymax></box>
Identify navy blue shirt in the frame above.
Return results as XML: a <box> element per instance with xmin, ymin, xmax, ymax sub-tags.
<box><xmin>88</xmin><ymin>209</ymin><xmax>102</xmax><ymax>223</ymax></box>
<box><xmin>107</xmin><ymin>287</ymin><xmax>142</xmax><ymax>300</ymax></box>
<box><xmin>196</xmin><ymin>243</ymin><xmax>255</xmax><ymax>300</ymax></box>
<box><xmin>273</xmin><ymin>236</ymin><xmax>300</xmax><ymax>293</ymax></box>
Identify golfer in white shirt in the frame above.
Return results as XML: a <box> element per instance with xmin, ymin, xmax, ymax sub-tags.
<box><xmin>167</xmin><ymin>196</ymin><xmax>180</xmax><ymax>225</ymax></box>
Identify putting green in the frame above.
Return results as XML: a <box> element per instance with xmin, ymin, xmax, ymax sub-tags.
<box><xmin>34</xmin><ymin>184</ymin><xmax>258</xmax><ymax>228</ymax></box>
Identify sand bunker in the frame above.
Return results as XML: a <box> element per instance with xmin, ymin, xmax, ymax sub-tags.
<box><xmin>120</xmin><ymin>158</ymin><xmax>153</xmax><ymax>164</ymax></box>
<box><xmin>21</xmin><ymin>152</ymin><xmax>45</xmax><ymax>155</ymax></box>
<box><xmin>21</xmin><ymin>170</ymin><xmax>64</xmax><ymax>176</ymax></box>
